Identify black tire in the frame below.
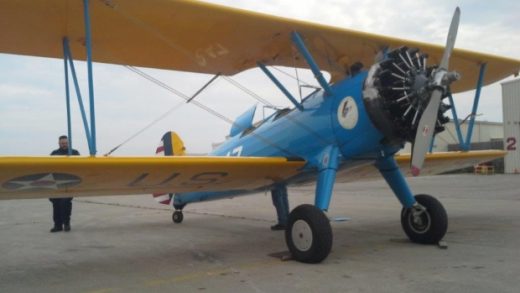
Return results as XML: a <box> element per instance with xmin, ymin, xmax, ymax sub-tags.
<box><xmin>401</xmin><ymin>194</ymin><xmax>447</xmax><ymax>244</ymax></box>
<box><xmin>285</xmin><ymin>204</ymin><xmax>333</xmax><ymax>263</ymax></box>
<box><xmin>172</xmin><ymin>211</ymin><xmax>183</xmax><ymax>224</ymax></box>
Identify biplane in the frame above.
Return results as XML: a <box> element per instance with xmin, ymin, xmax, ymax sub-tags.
<box><xmin>1</xmin><ymin>0</ymin><xmax>519</xmax><ymax>263</ymax></box>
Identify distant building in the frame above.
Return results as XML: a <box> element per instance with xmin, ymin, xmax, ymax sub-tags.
<box><xmin>402</xmin><ymin>119</ymin><xmax>504</xmax><ymax>153</ymax></box>
<box><xmin>402</xmin><ymin>119</ymin><xmax>505</xmax><ymax>173</ymax></box>
<box><xmin>502</xmin><ymin>78</ymin><xmax>520</xmax><ymax>174</ymax></box>
<box><xmin>400</xmin><ymin>77</ymin><xmax>520</xmax><ymax>174</ymax></box>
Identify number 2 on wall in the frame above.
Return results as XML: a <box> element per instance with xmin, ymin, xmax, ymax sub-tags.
<box><xmin>506</xmin><ymin>137</ymin><xmax>517</xmax><ymax>151</ymax></box>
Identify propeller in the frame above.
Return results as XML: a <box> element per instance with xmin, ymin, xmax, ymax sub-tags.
<box><xmin>410</xmin><ymin>7</ymin><xmax>461</xmax><ymax>176</ymax></box>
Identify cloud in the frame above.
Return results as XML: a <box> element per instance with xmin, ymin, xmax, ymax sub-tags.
<box><xmin>0</xmin><ymin>84</ymin><xmax>54</xmax><ymax>98</ymax></box>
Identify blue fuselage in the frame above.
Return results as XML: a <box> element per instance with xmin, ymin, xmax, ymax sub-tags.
<box><xmin>174</xmin><ymin>72</ymin><xmax>393</xmax><ymax>206</ymax></box>
<box><xmin>215</xmin><ymin>72</ymin><xmax>382</xmax><ymax>162</ymax></box>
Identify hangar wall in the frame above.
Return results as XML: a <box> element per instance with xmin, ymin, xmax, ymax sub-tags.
<box><xmin>502</xmin><ymin>79</ymin><xmax>520</xmax><ymax>174</ymax></box>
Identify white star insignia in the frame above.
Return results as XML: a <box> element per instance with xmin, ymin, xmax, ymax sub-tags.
<box><xmin>9</xmin><ymin>173</ymin><xmax>80</xmax><ymax>190</ymax></box>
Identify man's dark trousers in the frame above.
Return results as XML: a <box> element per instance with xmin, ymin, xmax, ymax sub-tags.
<box><xmin>50</xmin><ymin>198</ymin><xmax>72</xmax><ymax>227</ymax></box>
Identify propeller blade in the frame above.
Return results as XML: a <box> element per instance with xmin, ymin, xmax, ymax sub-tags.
<box><xmin>411</xmin><ymin>89</ymin><xmax>442</xmax><ymax>175</ymax></box>
<box><xmin>439</xmin><ymin>7</ymin><xmax>460</xmax><ymax>70</ymax></box>
<box><xmin>410</xmin><ymin>7</ymin><xmax>461</xmax><ymax>176</ymax></box>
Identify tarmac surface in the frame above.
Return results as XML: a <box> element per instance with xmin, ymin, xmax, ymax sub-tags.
<box><xmin>1</xmin><ymin>174</ymin><xmax>519</xmax><ymax>293</ymax></box>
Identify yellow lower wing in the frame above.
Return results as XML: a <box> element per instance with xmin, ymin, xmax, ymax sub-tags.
<box><xmin>336</xmin><ymin>150</ymin><xmax>506</xmax><ymax>183</ymax></box>
<box><xmin>0</xmin><ymin>156</ymin><xmax>305</xmax><ymax>200</ymax></box>
<box><xmin>0</xmin><ymin>151</ymin><xmax>504</xmax><ymax>199</ymax></box>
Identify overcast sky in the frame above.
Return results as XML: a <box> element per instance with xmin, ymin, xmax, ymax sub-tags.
<box><xmin>1</xmin><ymin>0</ymin><xmax>519</xmax><ymax>156</ymax></box>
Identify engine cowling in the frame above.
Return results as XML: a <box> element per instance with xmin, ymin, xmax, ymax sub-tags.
<box><xmin>363</xmin><ymin>47</ymin><xmax>451</xmax><ymax>146</ymax></box>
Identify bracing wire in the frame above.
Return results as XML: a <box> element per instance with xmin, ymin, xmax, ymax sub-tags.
<box><xmin>125</xmin><ymin>66</ymin><xmax>233</xmax><ymax>124</ymax></box>
<box><xmin>105</xmin><ymin>66</ymin><xmax>230</xmax><ymax>155</ymax></box>
<box><xmin>292</xmin><ymin>47</ymin><xmax>303</xmax><ymax>101</ymax></box>
<box><xmin>270</xmin><ymin>66</ymin><xmax>316</xmax><ymax>88</ymax></box>
<box><xmin>104</xmin><ymin>100</ymin><xmax>185</xmax><ymax>156</ymax></box>
<box><xmin>108</xmin><ymin>66</ymin><xmax>298</xmax><ymax>157</ymax></box>
<box><xmin>221</xmin><ymin>76</ymin><xmax>273</xmax><ymax>107</ymax></box>
<box><xmin>295</xmin><ymin>66</ymin><xmax>303</xmax><ymax>101</ymax></box>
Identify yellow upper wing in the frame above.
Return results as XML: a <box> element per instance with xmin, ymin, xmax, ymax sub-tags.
<box><xmin>0</xmin><ymin>156</ymin><xmax>305</xmax><ymax>200</ymax></box>
<box><xmin>0</xmin><ymin>0</ymin><xmax>518</xmax><ymax>93</ymax></box>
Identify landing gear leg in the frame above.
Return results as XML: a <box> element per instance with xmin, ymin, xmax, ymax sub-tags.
<box><xmin>285</xmin><ymin>146</ymin><xmax>338</xmax><ymax>263</ymax></box>
<box><xmin>172</xmin><ymin>203</ymin><xmax>185</xmax><ymax>224</ymax></box>
<box><xmin>375</xmin><ymin>154</ymin><xmax>448</xmax><ymax>244</ymax></box>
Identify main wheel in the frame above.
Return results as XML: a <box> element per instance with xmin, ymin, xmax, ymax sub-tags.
<box><xmin>172</xmin><ymin>211</ymin><xmax>183</xmax><ymax>224</ymax></box>
<box><xmin>401</xmin><ymin>194</ymin><xmax>447</xmax><ymax>244</ymax></box>
<box><xmin>285</xmin><ymin>204</ymin><xmax>332</xmax><ymax>263</ymax></box>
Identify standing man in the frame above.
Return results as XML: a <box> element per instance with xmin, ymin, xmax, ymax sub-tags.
<box><xmin>49</xmin><ymin>135</ymin><xmax>80</xmax><ymax>233</ymax></box>
<box><xmin>270</xmin><ymin>184</ymin><xmax>290</xmax><ymax>231</ymax></box>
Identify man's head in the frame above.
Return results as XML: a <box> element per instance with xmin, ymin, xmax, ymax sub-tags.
<box><xmin>58</xmin><ymin>135</ymin><xmax>69</xmax><ymax>150</ymax></box>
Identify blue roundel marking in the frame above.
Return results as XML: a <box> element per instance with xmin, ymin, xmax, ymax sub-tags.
<box><xmin>337</xmin><ymin>96</ymin><xmax>358</xmax><ymax>130</ymax></box>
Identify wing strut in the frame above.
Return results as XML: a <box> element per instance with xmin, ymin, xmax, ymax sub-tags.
<box><xmin>63</xmin><ymin>38</ymin><xmax>93</xmax><ymax>154</ymax></box>
<box><xmin>61</xmin><ymin>0</ymin><xmax>98</xmax><ymax>156</ymax></box>
<box><xmin>83</xmin><ymin>0</ymin><xmax>97</xmax><ymax>155</ymax></box>
<box><xmin>291</xmin><ymin>32</ymin><xmax>334</xmax><ymax>96</ymax></box>
<box><xmin>463</xmin><ymin>63</ymin><xmax>487</xmax><ymax>150</ymax></box>
<box><xmin>443</xmin><ymin>63</ymin><xmax>487</xmax><ymax>152</ymax></box>
<box><xmin>258</xmin><ymin>63</ymin><xmax>304</xmax><ymax>111</ymax></box>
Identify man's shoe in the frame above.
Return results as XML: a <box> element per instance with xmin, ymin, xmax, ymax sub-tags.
<box><xmin>50</xmin><ymin>226</ymin><xmax>63</xmax><ymax>233</ymax></box>
<box><xmin>64</xmin><ymin>224</ymin><xmax>71</xmax><ymax>232</ymax></box>
<box><xmin>270</xmin><ymin>223</ymin><xmax>286</xmax><ymax>231</ymax></box>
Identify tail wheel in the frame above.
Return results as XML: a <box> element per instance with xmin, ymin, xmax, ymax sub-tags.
<box><xmin>401</xmin><ymin>194</ymin><xmax>447</xmax><ymax>244</ymax></box>
<box><xmin>285</xmin><ymin>204</ymin><xmax>332</xmax><ymax>263</ymax></box>
<box><xmin>172</xmin><ymin>211</ymin><xmax>183</xmax><ymax>224</ymax></box>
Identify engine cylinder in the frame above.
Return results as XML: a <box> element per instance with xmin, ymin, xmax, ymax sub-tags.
<box><xmin>363</xmin><ymin>47</ymin><xmax>450</xmax><ymax>146</ymax></box>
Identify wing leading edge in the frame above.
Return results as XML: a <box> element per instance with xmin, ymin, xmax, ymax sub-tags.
<box><xmin>0</xmin><ymin>156</ymin><xmax>305</xmax><ymax>200</ymax></box>
<box><xmin>0</xmin><ymin>0</ymin><xmax>518</xmax><ymax>93</ymax></box>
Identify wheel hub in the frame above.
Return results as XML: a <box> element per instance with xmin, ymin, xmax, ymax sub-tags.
<box><xmin>291</xmin><ymin>220</ymin><xmax>313</xmax><ymax>252</ymax></box>
<box><xmin>409</xmin><ymin>206</ymin><xmax>431</xmax><ymax>234</ymax></box>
